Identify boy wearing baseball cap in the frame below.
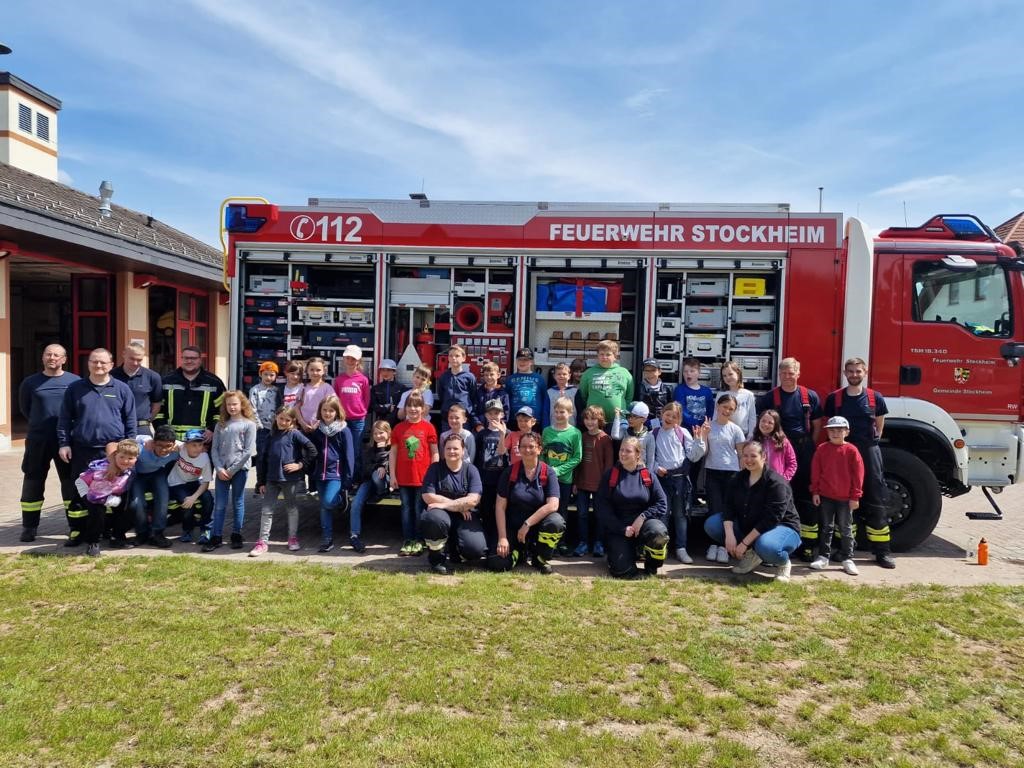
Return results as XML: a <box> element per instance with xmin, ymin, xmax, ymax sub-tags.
<box><xmin>167</xmin><ymin>429</ymin><xmax>214</xmax><ymax>544</ymax></box>
<box><xmin>639</xmin><ymin>358</ymin><xmax>673</xmax><ymax>429</ymax></box>
<box><xmin>505</xmin><ymin>348</ymin><xmax>547</xmax><ymax>431</ymax></box>
<box><xmin>370</xmin><ymin>358</ymin><xmax>407</xmax><ymax>427</ymax></box>
<box><xmin>810</xmin><ymin>415</ymin><xmax>865</xmax><ymax>575</ymax></box>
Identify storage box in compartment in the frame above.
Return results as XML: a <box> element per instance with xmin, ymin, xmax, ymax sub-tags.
<box><xmin>731</xmin><ymin>305</ymin><xmax>775</xmax><ymax>324</ymax></box>
<box><xmin>655</xmin><ymin>339</ymin><xmax>680</xmax><ymax>354</ymax></box>
<box><xmin>303</xmin><ymin>268</ymin><xmax>375</xmax><ymax>300</ymax></box>
<box><xmin>244</xmin><ymin>315</ymin><xmax>288</xmax><ymax>330</ymax></box>
<box><xmin>656</xmin><ymin>358</ymin><xmax>679</xmax><ymax>374</ymax></box>
<box><xmin>731</xmin><ymin>329</ymin><xmax>774</xmax><ymax>348</ymax></box>
<box><xmin>243</xmin><ymin>348</ymin><xmax>288</xmax><ymax>362</ymax></box>
<box><xmin>698</xmin><ymin>364</ymin><xmax>722</xmax><ymax>389</ymax></box>
<box><xmin>733</xmin><ymin>277</ymin><xmax>767</xmax><ymax>297</ymax></box>
<box><xmin>248</xmin><ymin>275</ymin><xmax>289</xmax><ymax>293</ymax></box>
<box><xmin>337</xmin><ymin>308</ymin><xmax>374</xmax><ymax>327</ymax></box>
<box><xmin>296</xmin><ymin>306</ymin><xmax>339</xmax><ymax>323</ymax></box>
<box><xmin>304</xmin><ymin>329</ymin><xmax>373</xmax><ymax>348</ymax></box>
<box><xmin>684</xmin><ymin>334</ymin><xmax>725</xmax><ymax>357</ymax></box>
<box><xmin>685</xmin><ymin>305</ymin><xmax>727</xmax><ymax>329</ymax></box>
<box><xmin>244</xmin><ymin>296</ymin><xmax>289</xmax><ymax>313</ymax></box>
<box><xmin>656</xmin><ymin>317</ymin><xmax>682</xmax><ymax>337</ymax></box>
<box><xmin>686</xmin><ymin>276</ymin><xmax>729</xmax><ymax>297</ymax></box>
<box><xmin>734</xmin><ymin>356</ymin><xmax>772</xmax><ymax>379</ymax></box>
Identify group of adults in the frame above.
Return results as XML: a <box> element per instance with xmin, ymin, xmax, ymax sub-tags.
<box><xmin>415</xmin><ymin>356</ymin><xmax>894</xmax><ymax>581</ymax></box>
<box><xmin>18</xmin><ymin>342</ymin><xmax>225</xmax><ymax>545</ymax></box>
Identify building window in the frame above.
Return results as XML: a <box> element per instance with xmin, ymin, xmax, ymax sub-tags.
<box><xmin>18</xmin><ymin>103</ymin><xmax>32</xmax><ymax>132</ymax></box>
<box><xmin>36</xmin><ymin>113</ymin><xmax>50</xmax><ymax>142</ymax></box>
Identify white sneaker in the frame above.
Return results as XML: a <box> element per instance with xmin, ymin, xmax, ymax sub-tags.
<box><xmin>706</xmin><ymin>544</ymin><xmax>719</xmax><ymax>561</ymax></box>
<box><xmin>731</xmin><ymin>549</ymin><xmax>762</xmax><ymax>574</ymax></box>
<box><xmin>676</xmin><ymin>548</ymin><xmax>693</xmax><ymax>564</ymax></box>
<box><xmin>841</xmin><ymin>559</ymin><xmax>859</xmax><ymax>576</ymax></box>
<box><xmin>716</xmin><ymin>547</ymin><xmax>730</xmax><ymax>564</ymax></box>
<box><xmin>809</xmin><ymin>556</ymin><xmax>829</xmax><ymax>571</ymax></box>
<box><xmin>775</xmin><ymin>560</ymin><xmax>792</xmax><ymax>583</ymax></box>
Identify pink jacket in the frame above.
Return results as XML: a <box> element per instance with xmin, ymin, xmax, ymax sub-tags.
<box><xmin>332</xmin><ymin>372</ymin><xmax>371</xmax><ymax>420</ymax></box>
<box><xmin>762</xmin><ymin>436</ymin><xmax>798</xmax><ymax>481</ymax></box>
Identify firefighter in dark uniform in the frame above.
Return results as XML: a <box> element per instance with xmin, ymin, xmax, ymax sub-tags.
<box><xmin>419</xmin><ymin>433</ymin><xmax>486</xmax><ymax>575</ymax></box>
<box><xmin>489</xmin><ymin>431</ymin><xmax>565</xmax><ymax>574</ymax></box>
<box><xmin>823</xmin><ymin>357</ymin><xmax>896</xmax><ymax>569</ymax></box>
<box><xmin>57</xmin><ymin>348</ymin><xmax>137</xmax><ymax>546</ymax></box>
<box><xmin>755</xmin><ymin>357</ymin><xmax>822</xmax><ymax>560</ymax></box>
<box><xmin>111</xmin><ymin>343</ymin><xmax>163</xmax><ymax>437</ymax></box>
<box><xmin>153</xmin><ymin>345</ymin><xmax>226</xmax><ymax>442</ymax></box>
<box><xmin>18</xmin><ymin>344</ymin><xmax>80</xmax><ymax>542</ymax></box>
<box><xmin>596</xmin><ymin>436</ymin><xmax>670</xmax><ymax>579</ymax></box>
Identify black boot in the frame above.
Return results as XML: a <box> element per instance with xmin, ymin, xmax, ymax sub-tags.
<box><xmin>428</xmin><ymin>549</ymin><xmax>450</xmax><ymax>575</ymax></box>
<box><xmin>20</xmin><ymin>527</ymin><xmax>37</xmax><ymax>543</ymax></box>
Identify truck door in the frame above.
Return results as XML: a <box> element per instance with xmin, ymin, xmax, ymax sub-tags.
<box><xmin>899</xmin><ymin>256</ymin><xmax>1022</xmax><ymax>420</ymax></box>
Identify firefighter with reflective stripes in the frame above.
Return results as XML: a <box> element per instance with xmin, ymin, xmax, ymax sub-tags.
<box><xmin>153</xmin><ymin>345</ymin><xmax>226</xmax><ymax>442</ymax></box>
<box><xmin>596</xmin><ymin>436</ymin><xmax>670</xmax><ymax>579</ymax></box>
<box><xmin>490</xmin><ymin>432</ymin><xmax>565</xmax><ymax>574</ymax></box>
<box><xmin>755</xmin><ymin>357</ymin><xmax>823</xmax><ymax>560</ymax></box>
<box><xmin>18</xmin><ymin>344</ymin><xmax>80</xmax><ymax>542</ymax></box>
<box><xmin>419</xmin><ymin>433</ymin><xmax>487</xmax><ymax>575</ymax></box>
<box><xmin>823</xmin><ymin>357</ymin><xmax>896</xmax><ymax>569</ymax></box>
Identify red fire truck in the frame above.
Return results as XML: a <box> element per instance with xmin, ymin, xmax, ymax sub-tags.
<box><xmin>224</xmin><ymin>199</ymin><xmax>1024</xmax><ymax>551</ymax></box>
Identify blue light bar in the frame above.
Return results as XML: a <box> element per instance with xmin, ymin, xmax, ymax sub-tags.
<box><xmin>225</xmin><ymin>204</ymin><xmax>267</xmax><ymax>233</ymax></box>
<box><xmin>941</xmin><ymin>216</ymin><xmax>987</xmax><ymax>238</ymax></box>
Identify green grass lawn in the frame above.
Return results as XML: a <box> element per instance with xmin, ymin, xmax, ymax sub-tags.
<box><xmin>1</xmin><ymin>555</ymin><xmax>1022</xmax><ymax>768</ymax></box>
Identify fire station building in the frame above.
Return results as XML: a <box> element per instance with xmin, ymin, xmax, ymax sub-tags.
<box><xmin>0</xmin><ymin>72</ymin><xmax>228</xmax><ymax>448</ymax></box>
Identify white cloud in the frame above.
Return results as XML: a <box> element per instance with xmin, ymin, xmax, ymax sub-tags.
<box><xmin>624</xmin><ymin>87</ymin><xmax>670</xmax><ymax>117</ymax></box>
<box><xmin>871</xmin><ymin>175</ymin><xmax>962</xmax><ymax>197</ymax></box>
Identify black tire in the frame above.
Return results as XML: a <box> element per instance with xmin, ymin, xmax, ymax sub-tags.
<box><xmin>881</xmin><ymin>446</ymin><xmax>942</xmax><ymax>552</ymax></box>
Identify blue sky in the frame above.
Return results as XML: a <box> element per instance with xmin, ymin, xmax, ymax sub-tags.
<box><xmin>6</xmin><ymin>0</ymin><xmax>1024</xmax><ymax>246</ymax></box>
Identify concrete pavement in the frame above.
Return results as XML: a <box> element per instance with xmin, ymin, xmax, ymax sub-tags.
<box><xmin>1</xmin><ymin>445</ymin><xmax>1021</xmax><ymax>586</ymax></box>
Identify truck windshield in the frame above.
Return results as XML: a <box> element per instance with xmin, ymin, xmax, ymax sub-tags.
<box><xmin>912</xmin><ymin>261</ymin><xmax>1011</xmax><ymax>337</ymax></box>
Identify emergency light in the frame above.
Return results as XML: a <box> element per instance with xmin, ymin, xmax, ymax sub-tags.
<box><xmin>225</xmin><ymin>204</ymin><xmax>269</xmax><ymax>233</ymax></box>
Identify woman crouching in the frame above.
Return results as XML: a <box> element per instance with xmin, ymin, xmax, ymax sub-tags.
<box><xmin>490</xmin><ymin>432</ymin><xmax>565</xmax><ymax>574</ymax></box>
<box><xmin>419</xmin><ymin>433</ymin><xmax>485</xmax><ymax>575</ymax></box>
<box><xmin>596</xmin><ymin>436</ymin><xmax>670</xmax><ymax>579</ymax></box>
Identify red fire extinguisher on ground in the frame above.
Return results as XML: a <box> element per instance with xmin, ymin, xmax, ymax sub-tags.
<box><xmin>416</xmin><ymin>328</ymin><xmax>436</xmax><ymax>368</ymax></box>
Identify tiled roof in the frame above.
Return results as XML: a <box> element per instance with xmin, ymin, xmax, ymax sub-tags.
<box><xmin>0</xmin><ymin>161</ymin><xmax>221</xmax><ymax>267</ymax></box>
<box><xmin>994</xmin><ymin>211</ymin><xmax>1024</xmax><ymax>244</ymax></box>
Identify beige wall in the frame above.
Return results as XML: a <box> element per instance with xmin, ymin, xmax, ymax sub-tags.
<box><xmin>213</xmin><ymin>294</ymin><xmax>229</xmax><ymax>385</ymax></box>
<box><xmin>117</xmin><ymin>272</ymin><xmax>151</xmax><ymax>364</ymax></box>
<box><xmin>0</xmin><ymin>257</ymin><xmax>10</xmax><ymax>448</ymax></box>
<box><xmin>0</xmin><ymin>86</ymin><xmax>59</xmax><ymax>182</ymax></box>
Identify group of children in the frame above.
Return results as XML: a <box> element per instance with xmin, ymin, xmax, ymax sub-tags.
<box><xmin>74</xmin><ymin>339</ymin><xmax>869</xmax><ymax>576</ymax></box>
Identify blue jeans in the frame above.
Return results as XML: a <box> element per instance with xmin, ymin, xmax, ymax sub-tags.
<box><xmin>317</xmin><ymin>478</ymin><xmax>346</xmax><ymax>541</ymax></box>
<box><xmin>348</xmin><ymin>479</ymin><xmax>380</xmax><ymax>538</ymax></box>
<box><xmin>703</xmin><ymin>512</ymin><xmax>801</xmax><ymax>565</ymax></box>
<box><xmin>130</xmin><ymin>469</ymin><xmax>170</xmax><ymax>538</ymax></box>
<box><xmin>661</xmin><ymin>471</ymin><xmax>690</xmax><ymax>549</ymax></box>
<box><xmin>348</xmin><ymin>418</ymin><xmax>366</xmax><ymax>479</ymax></box>
<box><xmin>399</xmin><ymin>485</ymin><xmax>424</xmax><ymax>541</ymax></box>
<box><xmin>212</xmin><ymin>469</ymin><xmax>249</xmax><ymax>538</ymax></box>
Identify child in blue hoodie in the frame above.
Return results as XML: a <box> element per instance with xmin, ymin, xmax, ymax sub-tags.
<box><xmin>312</xmin><ymin>396</ymin><xmax>355</xmax><ymax>553</ymax></box>
<box><xmin>505</xmin><ymin>347</ymin><xmax>547</xmax><ymax>431</ymax></box>
<box><xmin>436</xmin><ymin>345</ymin><xmax>477</xmax><ymax>422</ymax></box>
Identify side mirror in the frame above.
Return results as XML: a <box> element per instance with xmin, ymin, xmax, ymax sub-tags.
<box><xmin>1000</xmin><ymin>342</ymin><xmax>1024</xmax><ymax>367</ymax></box>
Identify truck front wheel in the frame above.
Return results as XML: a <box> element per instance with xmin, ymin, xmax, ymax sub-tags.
<box><xmin>881</xmin><ymin>446</ymin><xmax>942</xmax><ymax>552</ymax></box>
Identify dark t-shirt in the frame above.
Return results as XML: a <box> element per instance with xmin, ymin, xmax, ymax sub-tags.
<box><xmin>823</xmin><ymin>389</ymin><xmax>889</xmax><ymax>446</ymax></box>
<box><xmin>475</xmin><ymin>427</ymin><xmax>510</xmax><ymax>486</ymax></box>
<box><xmin>497</xmin><ymin>461</ymin><xmax>560</xmax><ymax>519</ymax></box>
<box><xmin>112</xmin><ymin>365</ymin><xmax>163</xmax><ymax>423</ymax></box>
<box><xmin>756</xmin><ymin>387</ymin><xmax>823</xmax><ymax>438</ymax></box>
<box><xmin>422</xmin><ymin>461</ymin><xmax>483</xmax><ymax>501</ymax></box>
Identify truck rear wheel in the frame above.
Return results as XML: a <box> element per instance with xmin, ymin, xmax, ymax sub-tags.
<box><xmin>881</xmin><ymin>446</ymin><xmax>942</xmax><ymax>552</ymax></box>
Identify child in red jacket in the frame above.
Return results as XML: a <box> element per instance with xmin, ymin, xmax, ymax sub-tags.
<box><xmin>809</xmin><ymin>416</ymin><xmax>864</xmax><ymax>575</ymax></box>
